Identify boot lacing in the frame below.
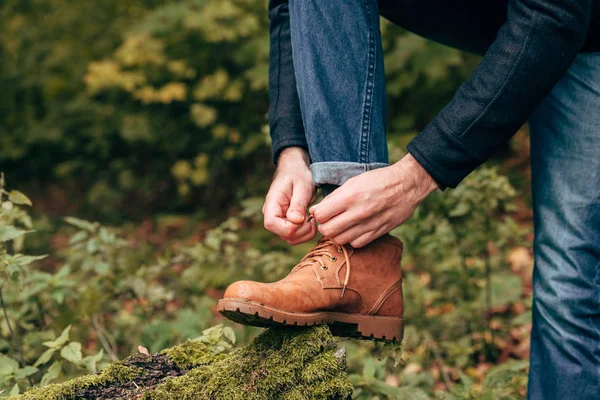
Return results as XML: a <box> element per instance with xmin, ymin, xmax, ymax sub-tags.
<box><xmin>294</xmin><ymin>238</ymin><xmax>351</xmax><ymax>298</ymax></box>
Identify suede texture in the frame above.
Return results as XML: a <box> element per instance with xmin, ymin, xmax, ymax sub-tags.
<box><xmin>222</xmin><ymin>234</ymin><xmax>404</xmax><ymax>318</ymax></box>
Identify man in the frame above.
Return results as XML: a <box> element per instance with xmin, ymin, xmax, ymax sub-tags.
<box><xmin>218</xmin><ymin>1</ymin><xmax>600</xmax><ymax>398</ymax></box>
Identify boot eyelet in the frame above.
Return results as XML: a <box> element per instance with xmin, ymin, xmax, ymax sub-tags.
<box><xmin>336</xmin><ymin>247</ymin><xmax>343</xmax><ymax>253</ymax></box>
<box><xmin>321</xmin><ymin>265</ymin><xmax>328</xmax><ymax>270</ymax></box>
<box><xmin>329</xmin><ymin>256</ymin><xmax>337</xmax><ymax>262</ymax></box>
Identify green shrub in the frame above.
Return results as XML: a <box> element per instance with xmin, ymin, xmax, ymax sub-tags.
<box><xmin>0</xmin><ymin>0</ymin><xmax>478</xmax><ymax>218</ymax></box>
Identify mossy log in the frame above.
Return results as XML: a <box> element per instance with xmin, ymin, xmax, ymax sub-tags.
<box><xmin>14</xmin><ymin>325</ymin><xmax>353</xmax><ymax>400</ymax></box>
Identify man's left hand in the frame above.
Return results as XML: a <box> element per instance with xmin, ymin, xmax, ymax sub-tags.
<box><xmin>309</xmin><ymin>153</ymin><xmax>438</xmax><ymax>248</ymax></box>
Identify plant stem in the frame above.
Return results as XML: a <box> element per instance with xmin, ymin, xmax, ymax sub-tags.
<box><xmin>0</xmin><ymin>286</ymin><xmax>34</xmax><ymax>387</ymax></box>
<box><xmin>484</xmin><ymin>244</ymin><xmax>497</xmax><ymax>360</ymax></box>
<box><xmin>428</xmin><ymin>335</ymin><xmax>451</xmax><ymax>391</ymax></box>
<box><xmin>92</xmin><ymin>313</ymin><xmax>119</xmax><ymax>362</ymax></box>
<box><xmin>35</xmin><ymin>297</ymin><xmax>46</xmax><ymax>329</ymax></box>
<box><xmin>0</xmin><ymin>172</ymin><xmax>5</xmax><ymax>204</ymax></box>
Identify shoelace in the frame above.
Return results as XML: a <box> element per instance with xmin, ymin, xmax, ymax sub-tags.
<box><xmin>294</xmin><ymin>238</ymin><xmax>351</xmax><ymax>297</ymax></box>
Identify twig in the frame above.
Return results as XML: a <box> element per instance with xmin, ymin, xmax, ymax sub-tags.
<box><xmin>484</xmin><ymin>246</ymin><xmax>495</xmax><ymax>348</ymax></box>
<box><xmin>35</xmin><ymin>297</ymin><xmax>46</xmax><ymax>329</ymax></box>
<box><xmin>428</xmin><ymin>336</ymin><xmax>451</xmax><ymax>391</ymax></box>
<box><xmin>0</xmin><ymin>172</ymin><xmax>4</xmax><ymax>203</ymax></box>
<box><xmin>92</xmin><ymin>313</ymin><xmax>119</xmax><ymax>362</ymax></box>
<box><xmin>0</xmin><ymin>286</ymin><xmax>34</xmax><ymax>387</ymax></box>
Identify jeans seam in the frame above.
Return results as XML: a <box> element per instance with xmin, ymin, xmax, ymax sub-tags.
<box><xmin>272</xmin><ymin>6</ymin><xmax>283</xmax><ymax>116</ymax></box>
<box><xmin>592</xmin><ymin>261</ymin><xmax>600</xmax><ymax>399</ymax></box>
<box><xmin>359</xmin><ymin>0</ymin><xmax>376</xmax><ymax>164</ymax></box>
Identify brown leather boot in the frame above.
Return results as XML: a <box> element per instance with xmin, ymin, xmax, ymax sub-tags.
<box><xmin>218</xmin><ymin>234</ymin><xmax>404</xmax><ymax>341</ymax></box>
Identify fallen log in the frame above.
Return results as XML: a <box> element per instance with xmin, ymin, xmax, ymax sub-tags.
<box><xmin>14</xmin><ymin>325</ymin><xmax>352</xmax><ymax>400</ymax></box>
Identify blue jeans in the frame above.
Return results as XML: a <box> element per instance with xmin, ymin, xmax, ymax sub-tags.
<box><xmin>287</xmin><ymin>0</ymin><xmax>600</xmax><ymax>398</ymax></box>
<box><xmin>528</xmin><ymin>53</ymin><xmax>600</xmax><ymax>400</ymax></box>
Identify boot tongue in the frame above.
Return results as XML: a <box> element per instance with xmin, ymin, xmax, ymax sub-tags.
<box><xmin>289</xmin><ymin>239</ymin><xmax>353</xmax><ymax>297</ymax></box>
<box><xmin>291</xmin><ymin>240</ymin><xmax>336</xmax><ymax>274</ymax></box>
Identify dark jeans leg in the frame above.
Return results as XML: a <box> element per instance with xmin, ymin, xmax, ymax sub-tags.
<box><xmin>288</xmin><ymin>0</ymin><xmax>389</xmax><ymax>191</ymax></box>
<box><xmin>287</xmin><ymin>0</ymin><xmax>510</xmax><ymax>192</ymax></box>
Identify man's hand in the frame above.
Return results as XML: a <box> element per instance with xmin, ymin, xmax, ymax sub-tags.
<box><xmin>262</xmin><ymin>147</ymin><xmax>317</xmax><ymax>245</ymax></box>
<box><xmin>309</xmin><ymin>153</ymin><xmax>438</xmax><ymax>248</ymax></box>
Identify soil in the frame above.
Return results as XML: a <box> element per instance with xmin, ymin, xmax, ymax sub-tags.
<box><xmin>73</xmin><ymin>353</ymin><xmax>188</xmax><ymax>400</ymax></box>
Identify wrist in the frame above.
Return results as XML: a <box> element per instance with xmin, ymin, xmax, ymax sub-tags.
<box><xmin>395</xmin><ymin>153</ymin><xmax>439</xmax><ymax>195</ymax></box>
<box><xmin>277</xmin><ymin>147</ymin><xmax>310</xmax><ymax>169</ymax></box>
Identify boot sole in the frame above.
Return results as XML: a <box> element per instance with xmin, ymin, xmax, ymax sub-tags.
<box><xmin>217</xmin><ymin>298</ymin><xmax>403</xmax><ymax>342</ymax></box>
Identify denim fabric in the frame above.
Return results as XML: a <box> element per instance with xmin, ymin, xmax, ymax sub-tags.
<box><xmin>527</xmin><ymin>53</ymin><xmax>600</xmax><ymax>400</ymax></box>
<box><xmin>309</xmin><ymin>162</ymin><xmax>389</xmax><ymax>188</ymax></box>
<box><xmin>268</xmin><ymin>0</ymin><xmax>307</xmax><ymax>159</ymax></box>
<box><xmin>288</xmin><ymin>0</ymin><xmax>389</xmax><ymax>188</ymax></box>
<box><xmin>268</xmin><ymin>0</ymin><xmax>600</xmax><ymax>188</ymax></box>
<box><xmin>273</xmin><ymin>1</ymin><xmax>600</xmax><ymax>397</ymax></box>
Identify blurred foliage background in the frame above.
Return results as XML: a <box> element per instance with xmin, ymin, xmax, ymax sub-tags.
<box><xmin>0</xmin><ymin>0</ymin><xmax>534</xmax><ymax>398</ymax></box>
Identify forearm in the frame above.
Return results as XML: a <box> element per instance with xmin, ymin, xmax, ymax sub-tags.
<box><xmin>268</xmin><ymin>0</ymin><xmax>308</xmax><ymax>165</ymax></box>
<box><xmin>408</xmin><ymin>0</ymin><xmax>592</xmax><ymax>188</ymax></box>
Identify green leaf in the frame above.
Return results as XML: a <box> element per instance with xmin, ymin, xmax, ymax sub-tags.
<box><xmin>34</xmin><ymin>348</ymin><xmax>57</xmax><ymax>367</ymax></box>
<box><xmin>43</xmin><ymin>325</ymin><xmax>71</xmax><ymax>349</ymax></box>
<box><xmin>40</xmin><ymin>361</ymin><xmax>62</xmax><ymax>386</ymax></box>
<box><xmin>0</xmin><ymin>355</ymin><xmax>19</xmax><ymax>376</ymax></box>
<box><xmin>15</xmin><ymin>366</ymin><xmax>38</xmax><ymax>380</ymax></box>
<box><xmin>12</xmin><ymin>254</ymin><xmax>47</xmax><ymax>266</ymax></box>
<box><xmin>449</xmin><ymin>202</ymin><xmax>471</xmax><ymax>217</ymax></box>
<box><xmin>222</xmin><ymin>326</ymin><xmax>236</xmax><ymax>345</ymax></box>
<box><xmin>8</xmin><ymin>191</ymin><xmax>32</xmax><ymax>206</ymax></box>
<box><xmin>362</xmin><ymin>358</ymin><xmax>377</xmax><ymax>379</ymax></box>
<box><xmin>60</xmin><ymin>342</ymin><xmax>82</xmax><ymax>364</ymax></box>
<box><xmin>482</xmin><ymin>360</ymin><xmax>529</xmax><ymax>389</ymax></box>
<box><xmin>511</xmin><ymin>310</ymin><xmax>532</xmax><ymax>326</ymax></box>
<box><xmin>80</xmin><ymin>349</ymin><xmax>104</xmax><ymax>373</ymax></box>
<box><xmin>68</xmin><ymin>230</ymin><xmax>88</xmax><ymax>245</ymax></box>
<box><xmin>64</xmin><ymin>217</ymin><xmax>98</xmax><ymax>232</ymax></box>
<box><xmin>479</xmin><ymin>273</ymin><xmax>523</xmax><ymax>308</ymax></box>
<box><xmin>0</xmin><ymin>226</ymin><xmax>31</xmax><ymax>242</ymax></box>
<box><xmin>9</xmin><ymin>383</ymin><xmax>19</xmax><ymax>396</ymax></box>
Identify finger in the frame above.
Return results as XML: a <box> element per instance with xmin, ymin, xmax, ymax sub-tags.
<box><xmin>286</xmin><ymin>182</ymin><xmax>314</xmax><ymax>224</ymax></box>
<box><xmin>329</xmin><ymin>222</ymin><xmax>372</xmax><ymax>246</ymax></box>
<box><xmin>264</xmin><ymin>198</ymin><xmax>301</xmax><ymax>237</ymax></box>
<box><xmin>349</xmin><ymin>229</ymin><xmax>381</xmax><ymax>249</ymax></box>
<box><xmin>317</xmin><ymin>206</ymin><xmax>368</xmax><ymax>239</ymax></box>
<box><xmin>287</xmin><ymin>222</ymin><xmax>317</xmax><ymax>246</ymax></box>
<box><xmin>282</xmin><ymin>218</ymin><xmax>314</xmax><ymax>240</ymax></box>
<box><xmin>309</xmin><ymin>189</ymin><xmax>347</xmax><ymax>224</ymax></box>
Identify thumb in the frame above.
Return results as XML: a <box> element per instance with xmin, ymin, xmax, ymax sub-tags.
<box><xmin>286</xmin><ymin>182</ymin><xmax>312</xmax><ymax>224</ymax></box>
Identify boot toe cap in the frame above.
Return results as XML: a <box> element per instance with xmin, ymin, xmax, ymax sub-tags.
<box><xmin>223</xmin><ymin>280</ymin><xmax>264</xmax><ymax>302</ymax></box>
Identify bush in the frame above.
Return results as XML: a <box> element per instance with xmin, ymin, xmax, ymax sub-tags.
<box><xmin>0</xmin><ymin>168</ymin><xmax>531</xmax><ymax>398</ymax></box>
<box><xmin>0</xmin><ymin>0</ymin><xmax>478</xmax><ymax>218</ymax></box>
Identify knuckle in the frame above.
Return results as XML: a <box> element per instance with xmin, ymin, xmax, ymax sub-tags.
<box><xmin>284</xmin><ymin>225</ymin><xmax>296</xmax><ymax>238</ymax></box>
<box><xmin>264</xmin><ymin>219</ymin><xmax>274</xmax><ymax>231</ymax></box>
<box><xmin>319</xmin><ymin>225</ymin><xmax>331</xmax><ymax>237</ymax></box>
<box><xmin>350</xmin><ymin>239</ymin><xmax>363</xmax><ymax>248</ymax></box>
<box><xmin>330</xmin><ymin>236</ymin><xmax>345</xmax><ymax>246</ymax></box>
<box><xmin>311</xmin><ymin>210</ymin><xmax>320</xmax><ymax>223</ymax></box>
<box><xmin>356</xmin><ymin>209</ymin><xmax>369</xmax><ymax>219</ymax></box>
<box><xmin>292</xmin><ymin>200</ymin><xmax>306</xmax><ymax>210</ymax></box>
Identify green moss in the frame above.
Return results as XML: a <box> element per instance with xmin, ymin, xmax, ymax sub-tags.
<box><xmin>143</xmin><ymin>325</ymin><xmax>353</xmax><ymax>400</ymax></box>
<box><xmin>13</xmin><ymin>364</ymin><xmax>138</xmax><ymax>400</ymax></box>
<box><xmin>13</xmin><ymin>325</ymin><xmax>352</xmax><ymax>400</ymax></box>
<box><xmin>161</xmin><ymin>339</ymin><xmax>225</xmax><ymax>369</ymax></box>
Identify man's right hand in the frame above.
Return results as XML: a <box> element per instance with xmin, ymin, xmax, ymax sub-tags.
<box><xmin>262</xmin><ymin>147</ymin><xmax>317</xmax><ymax>245</ymax></box>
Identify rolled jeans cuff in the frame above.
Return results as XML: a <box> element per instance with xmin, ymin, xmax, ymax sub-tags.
<box><xmin>310</xmin><ymin>162</ymin><xmax>389</xmax><ymax>187</ymax></box>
